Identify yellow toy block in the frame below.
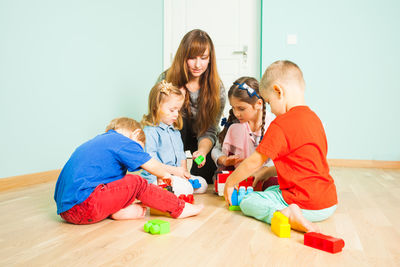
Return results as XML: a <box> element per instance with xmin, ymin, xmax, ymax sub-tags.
<box><xmin>271</xmin><ymin>211</ymin><xmax>291</xmax><ymax>238</ymax></box>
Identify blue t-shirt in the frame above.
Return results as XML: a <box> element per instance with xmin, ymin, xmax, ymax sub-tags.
<box><xmin>54</xmin><ymin>130</ymin><xmax>152</xmax><ymax>214</ymax></box>
<box><xmin>141</xmin><ymin>123</ymin><xmax>186</xmax><ymax>184</ymax></box>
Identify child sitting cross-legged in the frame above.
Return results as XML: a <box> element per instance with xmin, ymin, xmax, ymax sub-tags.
<box><xmin>54</xmin><ymin>117</ymin><xmax>203</xmax><ymax>225</ymax></box>
<box><xmin>224</xmin><ymin>60</ymin><xmax>338</xmax><ymax>233</ymax></box>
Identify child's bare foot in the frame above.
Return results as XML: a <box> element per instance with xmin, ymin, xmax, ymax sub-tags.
<box><xmin>280</xmin><ymin>204</ymin><xmax>320</xmax><ymax>233</ymax></box>
<box><xmin>177</xmin><ymin>203</ymin><xmax>204</xmax><ymax>218</ymax></box>
<box><xmin>111</xmin><ymin>203</ymin><xmax>147</xmax><ymax>220</ymax></box>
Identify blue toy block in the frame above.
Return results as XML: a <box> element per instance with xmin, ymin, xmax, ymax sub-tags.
<box><xmin>189</xmin><ymin>178</ymin><xmax>201</xmax><ymax>189</ymax></box>
<box><xmin>246</xmin><ymin>186</ymin><xmax>254</xmax><ymax>194</ymax></box>
<box><xmin>238</xmin><ymin>186</ymin><xmax>246</xmax><ymax>204</ymax></box>
<box><xmin>231</xmin><ymin>188</ymin><xmax>238</xmax><ymax>206</ymax></box>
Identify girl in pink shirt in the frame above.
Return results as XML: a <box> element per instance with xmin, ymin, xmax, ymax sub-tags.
<box><xmin>211</xmin><ymin>77</ymin><xmax>277</xmax><ymax>189</ymax></box>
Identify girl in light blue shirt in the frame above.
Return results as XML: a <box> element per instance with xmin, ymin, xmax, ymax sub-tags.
<box><xmin>141</xmin><ymin>80</ymin><xmax>208</xmax><ymax>195</ymax></box>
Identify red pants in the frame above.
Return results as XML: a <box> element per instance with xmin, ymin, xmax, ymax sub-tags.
<box><xmin>60</xmin><ymin>174</ymin><xmax>185</xmax><ymax>224</ymax></box>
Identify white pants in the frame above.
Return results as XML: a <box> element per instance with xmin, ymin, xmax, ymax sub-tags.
<box><xmin>168</xmin><ymin>175</ymin><xmax>208</xmax><ymax>196</ymax></box>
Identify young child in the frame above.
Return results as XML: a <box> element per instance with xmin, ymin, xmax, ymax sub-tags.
<box><xmin>211</xmin><ymin>77</ymin><xmax>277</xmax><ymax>188</ymax></box>
<box><xmin>141</xmin><ymin>80</ymin><xmax>208</xmax><ymax>195</ymax></box>
<box><xmin>54</xmin><ymin>117</ymin><xmax>203</xmax><ymax>225</ymax></box>
<box><xmin>224</xmin><ymin>61</ymin><xmax>338</xmax><ymax>233</ymax></box>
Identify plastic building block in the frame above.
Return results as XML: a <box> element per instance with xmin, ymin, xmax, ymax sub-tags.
<box><xmin>144</xmin><ymin>219</ymin><xmax>170</xmax><ymax>235</ymax></box>
<box><xmin>231</xmin><ymin>188</ymin><xmax>239</xmax><ymax>206</ymax></box>
<box><xmin>149</xmin><ymin>208</ymin><xmax>172</xmax><ymax>218</ymax></box>
<box><xmin>238</xmin><ymin>176</ymin><xmax>255</xmax><ymax>188</ymax></box>
<box><xmin>178</xmin><ymin>194</ymin><xmax>194</xmax><ymax>204</ymax></box>
<box><xmin>215</xmin><ymin>171</ymin><xmax>233</xmax><ymax>196</ymax></box>
<box><xmin>304</xmin><ymin>232</ymin><xmax>345</xmax><ymax>253</ymax></box>
<box><xmin>189</xmin><ymin>178</ymin><xmax>201</xmax><ymax>189</ymax></box>
<box><xmin>271</xmin><ymin>211</ymin><xmax>291</xmax><ymax>238</ymax></box>
<box><xmin>194</xmin><ymin>155</ymin><xmax>204</xmax><ymax>165</ymax></box>
<box><xmin>229</xmin><ymin>205</ymin><xmax>241</xmax><ymax>211</ymax></box>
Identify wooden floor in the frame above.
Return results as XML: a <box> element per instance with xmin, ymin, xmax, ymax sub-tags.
<box><xmin>1</xmin><ymin>167</ymin><xmax>400</xmax><ymax>267</ymax></box>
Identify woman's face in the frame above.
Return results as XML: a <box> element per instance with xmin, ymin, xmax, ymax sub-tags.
<box><xmin>186</xmin><ymin>48</ymin><xmax>210</xmax><ymax>78</ymax></box>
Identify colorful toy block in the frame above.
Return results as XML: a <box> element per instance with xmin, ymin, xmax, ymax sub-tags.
<box><xmin>271</xmin><ymin>211</ymin><xmax>291</xmax><ymax>238</ymax></box>
<box><xmin>194</xmin><ymin>155</ymin><xmax>204</xmax><ymax>165</ymax></box>
<box><xmin>189</xmin><ymin>178</ymin><xmax>201</xmax><ymax>189</ymax></box>
<box><xmin>304</xmin><ymin>232</ymin><xmax>345</xmax><ymax>253</ymax></box>
<box><xmin>215</xmin><ymin>171</ymin><xmax>255</xmax><ymax>196</ymax></box>
<box><xmin>149</xmin><ymin>208</ymin><xmax>172</xmax><ymax>218</ymax></box>
<box><xmin>178</xmin><ymin>194</ymin><xmax>194</xmax><ymax>204</ymax></box>
<box><xmin>229</xmin><ymin>205</ymin><xmax>241</xmax><ymax>211</ymax></box>
<box><xmin>144</xmin><ymin>219</ymin><xmax>170</xmax><ymax>235</ymax></box>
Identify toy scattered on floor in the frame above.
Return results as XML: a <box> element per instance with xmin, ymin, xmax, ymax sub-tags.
<box><xmin>178</xmin><ymin>194</ymin><xmax>194</xmax><ymax>204</ymax></box>
<box><xmin>304</xmin><ymin>232</ymin><xmax>345</xmax><ymax>253</ymax></box>
<box><xmin>144</xmin><ymin>219</ymin><xmax>170</xmax><ymax>235</ymax></box>
<box><xmin>189</xmin><ymin>178</ymin><xmax>201</xmax><ymax>189</ymax></box>
<box><xmin>194</xmin><ymin>155</ymin><xmax>204</xmax><ymax>165</ymax></box>
<box><xmin>215</xmin><ymin>170</ymin><xmax>254</xmax><ymax>196</ymax></box>
<box><xmin>229</xmin><ymin>186</ymin><xmax>254</xmax><ymax>211</ymax></box>
<box><xmin>271</xmin><ymin>211</ymin><xmax>291</xmax><ymax>238</ymax></box>
<box><xmin>149</xmin><ymin>208</ymin><xmax>172</xmax><ymax>218</ymax></box>
<box><xmin>159</xmin><ymin>178</ymin><xmax>174</xmax><ymax>193</ymax></box>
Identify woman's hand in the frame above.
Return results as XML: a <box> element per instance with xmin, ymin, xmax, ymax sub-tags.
<box><xmin>192</xmin><ymin>150</ymin><xmax>206</xmax><ymax>168</ymax></box>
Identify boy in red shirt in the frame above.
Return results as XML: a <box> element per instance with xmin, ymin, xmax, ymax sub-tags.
<box><xmin>224</xmin><ymin>60</ymin><xmax>337</xmax><ymax>233</ymax></box>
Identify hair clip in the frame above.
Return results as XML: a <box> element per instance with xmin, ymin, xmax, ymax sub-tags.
<box><xmin>220</xmin><ymin>117</ymin><xmax>232</xmax><ymax>128</ymax></box>
<box><xmin>234</xmin><ymin>82</ymin><xmax>260</xmax><ymax>99</ymax></box>
<box><xmin>160</xmin><ymin>80</ymin><xmax>174</xmax><ymax>95</ymax></box>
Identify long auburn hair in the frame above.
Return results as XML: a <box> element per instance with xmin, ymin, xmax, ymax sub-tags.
<box><xmin>141</xmin><ymin>80</ymin><xmax>184</xmax><ymax>130</ymax></box>
<box><xmin>218</xmin><ymin>77</ymin><xmax>266</xmax><ymax>144</ymax></box>
<box><xmin>165</xmin><ymin>29</ymin><xmax>221</xmax><ymax>136</ymax></box>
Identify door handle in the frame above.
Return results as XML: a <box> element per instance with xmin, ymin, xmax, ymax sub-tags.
<box><xmin>233</xmin><ymin>45</ymin><xmax>248</xmax><ymax>56</ymax></box>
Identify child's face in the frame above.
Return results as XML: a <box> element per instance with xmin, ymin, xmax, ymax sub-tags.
<box><xmin>159</xmin><ymin>94</ymin><xmax>184</xmax><ymax>126</ymax></box>
<box><xmin>229</xmin><ymin>96</ymin><xmax>260</xmax><ymax>123</ymax></box>
<box><xmin>262</xmin><ymin>87</ymin><xmax>285</xmax><ymax>116</ymax></box>
<box><xmin>186</xmin><ymin>48</ymin><xmax>210</xmax><ymax>78</ymax></box>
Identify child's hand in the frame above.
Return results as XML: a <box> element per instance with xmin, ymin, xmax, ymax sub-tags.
<box><xmin>174</xmin><ymin>167</ymin><xmax>191</xmax><ymax>179</ymax></box>
<box><xmin>224</xmin><ymin>183</ymin><xmax>234</xmax><ymax>206</ymax></box>
<box><xmin>223</xmin><ymin>155</ymin><xmax>244</xmax><ymax>166</ymax></box>
<box><xmin>192</xmin><ymin>150</ymin><xmax>206</xmax><ymax>168</ymax></box>
<box><xmin>183</xmin><ymin>170</ymin><xmax>191</xmax><ymax>179</ymax></box>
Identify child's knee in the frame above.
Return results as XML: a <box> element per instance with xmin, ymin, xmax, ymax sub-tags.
<box><xmin>192</xmin><ymin>176</ymin><xmax>208</xmax><ymax>194</ymax></box>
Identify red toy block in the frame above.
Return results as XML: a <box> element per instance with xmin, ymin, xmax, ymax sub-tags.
<box><xmin>178</xmin><ymin>194</ymin><xmax>194</xmax><ymax>204</ymax></box>
<box><xmin>304</xmin><ymin>232</ymin><xmax>345</xmax><ymax>253</ymax></box>
<box><xmin>238</xmin><ymin>176</ymin><xmax>254</xmax><ymax>188</ymax></box>
<box><xmin>215</xmin><ymin>171</ymin><xmax>254</xmax><ymax>196</ymax></box>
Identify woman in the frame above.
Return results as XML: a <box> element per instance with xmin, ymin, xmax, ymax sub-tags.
<box><xmin>158</xmin><ymin>29</ymin><xmax>225</xmax><ymax>184</ymax></box>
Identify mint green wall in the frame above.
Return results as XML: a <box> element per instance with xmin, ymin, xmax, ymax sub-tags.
<box><xmin>0</xmin><ymin>1</ymin><xmax>164</xmax><ymax>178</ymax></box>
<box><xmin>261</xmin><ymin>0</ymin><xmax>400</xmax><ymax>161</ymax></box>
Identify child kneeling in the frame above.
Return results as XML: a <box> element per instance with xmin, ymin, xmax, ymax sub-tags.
<box><xmin>54</xmin><ymin>117</ymin><xmax>203</xmax><ymax>225</ymax></box>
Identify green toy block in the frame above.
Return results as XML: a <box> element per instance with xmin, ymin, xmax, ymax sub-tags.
<box><xmin>144</xmin><ymin>219</ymin><xmax>170</xmax><ymax>235</ymax></box>
<box><xmin>194</xmin><ymin>155</ymin><xmax>204</xmax><ymax>165</ymax></box>
<box><xmin>229</xmin><ymin>205</ymin><xmax>241</xmax><ymax>211</ymax></box>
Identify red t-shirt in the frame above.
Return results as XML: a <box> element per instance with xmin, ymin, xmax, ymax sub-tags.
<box><xmin>256</xmin><ymin>106</ymin><xmax>337</xmax><ymax>210</ymax></box>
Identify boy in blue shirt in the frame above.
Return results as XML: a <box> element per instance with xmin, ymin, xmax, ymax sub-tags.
<box><xmin>54</xmin><ymin>117</ymin><xmax>203</xmax><ymax>224</ymax></box>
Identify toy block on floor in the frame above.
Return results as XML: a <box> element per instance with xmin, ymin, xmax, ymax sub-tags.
<box><xmin>228</xmin><ymin>205</ymin><xmax>241</xmax><ymax>211</ymax></box>
<box><xmin>150</xmin><ymin>208</ymin><xmax>172</xmax><ymax>218</ymax></box>
<box><xmin>178</xmin><ymin>194</ymin><xmax>194</xmax><ymax>204</ymax></box>
<box><xmin>144</xmin><ymin>219</ymin><xmax>170</xmax><ymax>235</ymax></box>
<box><xmin>271</xmin><ymin>211</ymin><xmax>291</xmax><ymax>238</ymax></box>
<box><xmin>304</xmin><ymin>232</ymin><xmax>345</xmax><ymax>253</ymax></box>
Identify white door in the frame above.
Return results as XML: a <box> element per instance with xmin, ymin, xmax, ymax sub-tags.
<box><xmin>163</xmin><ymin>0</ymin><xmax>261</xmax><ymax>119</ymax></box>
